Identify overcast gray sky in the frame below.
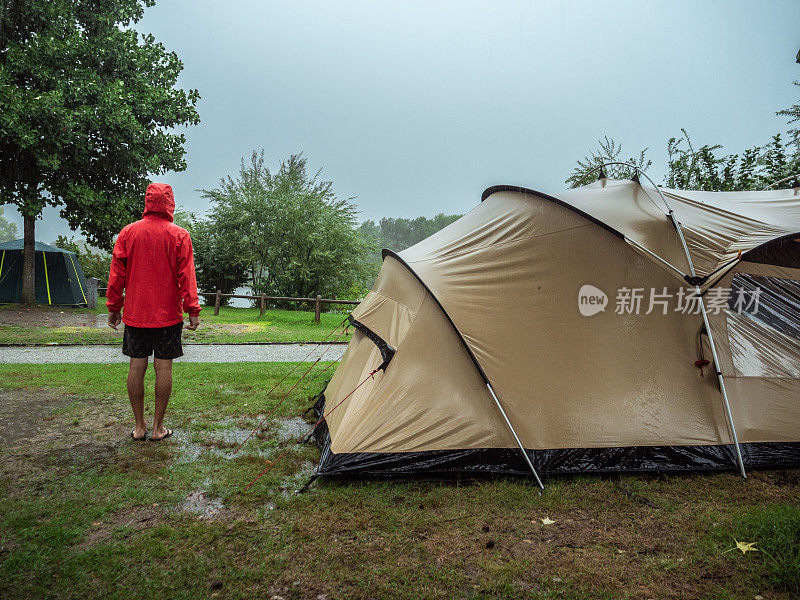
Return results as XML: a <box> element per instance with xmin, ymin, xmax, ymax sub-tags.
<box><xmin>7</xmin><ymin>0</ymin><xmax>800</xmax><ymax>241</ymax></box>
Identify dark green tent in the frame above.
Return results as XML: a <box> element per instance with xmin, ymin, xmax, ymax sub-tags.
<box><xmin>0</xmin><ymin>239</ymin><xmax>88</xmax><ymax>305</ymax></box>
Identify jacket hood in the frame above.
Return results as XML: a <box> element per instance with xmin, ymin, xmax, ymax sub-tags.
<box><xmin>143</xmin><ymin>183</ymin><xmax>175</xmax><ymax>221</ymax></box>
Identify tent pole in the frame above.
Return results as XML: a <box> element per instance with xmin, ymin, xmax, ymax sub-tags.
<box><xmin>486</xmin><ymin>382</ymin><xmax>545</xmax><ymax>490</ymax></box>
<box><xmin>383</xmin><ymin>250</ymin><xmax>546</xmax><ymax>488</ymax></box>
<box><xmin>627</xmin><ymin>166</ymin><xmax>747</xmax><ymax>479</ymax></box>
<box><xmin>624</xmin><ymin>238</ymin><xmax>687</xmax><ymax>279</ymax></box>
<box><xmin>762</xmin><ymin>173</ymin><xmax>800</xmax><ymax>190</ymax></box>
<box><xmin>695</xmin><ymin>287</ymin><xmax>747</xmax><ymax>477</ymax></box>
<box><xmin>42</xmin><ymin>251</ymin><xmax>52</xmax><ymax>305</ymax></box>
<box><xmin>587</xmin><ymin>161</ymin><xmax>747</xmax><ymax>477</ymax></box>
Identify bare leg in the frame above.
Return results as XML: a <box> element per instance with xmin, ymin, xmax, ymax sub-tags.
<box><xmin>152</xmin><ymin>358</ymin><xmax>173</xmax><ymax>440</ymax></box>
<box><xmin>127</xmin><ymin>357</ymin><xmax>148</xmax><ymax>439</ymax></box>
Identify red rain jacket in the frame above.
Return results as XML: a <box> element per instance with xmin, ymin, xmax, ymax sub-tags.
<box><xmin>106</xmin><ymin>183</ymin><xmax>201</xmax><ymax>327</ymax></box>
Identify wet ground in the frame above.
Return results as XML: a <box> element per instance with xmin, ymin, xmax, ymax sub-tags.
<box><xmin>0</xmin><ymin>388</ymin><xmax>319</xmax><ymax>521</ymax></box>
<box><xmin>0</xmin><ymin>308</ymin><xmax>108</xmax><ymax>328</ymax></box>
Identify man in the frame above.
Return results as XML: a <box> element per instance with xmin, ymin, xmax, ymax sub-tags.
<box><xmin>107</xmin><ymin>183</ymin><xmax>201</xmax><ymax>441</ymax></box>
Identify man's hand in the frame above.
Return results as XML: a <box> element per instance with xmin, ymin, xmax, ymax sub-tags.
<box><xmin>187</xmin><ymin>315</ymin><xmax>200</xmax><ymax>331</ymax></box>
<box><xmin>108</xmin><ymin>311</ymin><xmax>122</xmax><ymax>330</ymax></box>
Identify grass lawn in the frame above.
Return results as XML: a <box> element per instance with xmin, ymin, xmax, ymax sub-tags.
<box><xmin>0</xmin><ymin>364</ymin><xmax>798</xmax><ymax>599</ymax></box>
<box><xmin>0</xmin><ymin>304</ymin><xmax>352</xmax><ymax>345</ymax></box>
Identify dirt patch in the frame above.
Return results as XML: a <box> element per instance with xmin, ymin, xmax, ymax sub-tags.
<box><xmin>0</xmin><ymin>308</ymin><xmax>263</xmax><ymax>334</ymax></box>
<box><xmin>76</xmin><ymin>506</ymin><xmax>162</xmax><ymax>550</ymax></box>
<box><xmin>0</xmin><ymin>389</ymin><xmax>155</xmax><ymax>478</ymax></box>
<box><xmin>0</xmin><ymin>308</ymin><xmax>108</xmax><ymax>328</ymax></box>
<box><xmin>0</xmin><ymin>389</ymin><xmax>73</xmax><ymax>445</ymax></box>
<box><xmin>184</xmin><ymin>323</ymin><xmax>266</xmax><ymax>337</ymax></box>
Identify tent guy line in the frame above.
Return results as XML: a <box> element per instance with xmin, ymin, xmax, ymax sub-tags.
<box><xmin>232</xmin><ymin>318</ymin><xmax>349</xmax><ymax>455</ymax></box>
<box><xmin>243</xmin><ymin>366</ymin><xmax>382</xmax><ymax>492</ymax></box>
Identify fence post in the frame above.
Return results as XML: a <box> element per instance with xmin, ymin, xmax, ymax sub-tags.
<box><xmin>315</xmin><ymin>294</ymin><xmax>322</xmax><ymax>323</ymax></box>
<box><xmin>260</xmin><ymin>295</ymin><xmax>266</xmax><ymax>317</ymax></box>
<box><xmin>214</xmin><ymin>290</ymin><xmax>221</xmax><ymax>316</ymax></box>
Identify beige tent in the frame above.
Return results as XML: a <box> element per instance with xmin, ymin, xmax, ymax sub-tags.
<box><xmin>313</xmin><ymin>176</ymin><xmax>800</xmax><ymax>482</ymax></box>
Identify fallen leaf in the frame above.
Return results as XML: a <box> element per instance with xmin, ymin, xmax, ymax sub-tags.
<box><xmin>541</xmin><ymin>517</ymin><xmax>556</xmax><ymax>525</ymax></box>
<box><xmin>523</xmin><ymin>539</ymin><xmax>533</xmax><ymax>544</ymax></box>
<box><xmin>735</xmin><ymin>540</ymin><xmax>758</xmax><ymax>554</ymax></box>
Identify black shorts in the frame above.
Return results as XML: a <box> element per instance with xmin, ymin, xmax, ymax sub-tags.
<box><xmin>122</xmin><ymin>322</ymin><xmax>184</xmax><ymax>360</ymax></box>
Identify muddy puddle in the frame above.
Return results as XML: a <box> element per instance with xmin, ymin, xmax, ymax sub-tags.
<box><xmin>180</xmin><ymin>489</ymin><xmax>224</xmax><ymax>519</ymax></box>
<box><xmin>175</xmin><ymin>416</ymin><xmax>315</xmax><ymax>464</ymax></box>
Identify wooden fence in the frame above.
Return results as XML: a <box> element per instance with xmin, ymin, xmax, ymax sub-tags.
<box><xmin>203</xmin><ymin>291</ymin><xmax>360</xmax><ymax>322</ymax></box>
<box><xmin>98</xmin><ymin>289</ymin><xmax>361</xmax><ymax>323</ymax></box>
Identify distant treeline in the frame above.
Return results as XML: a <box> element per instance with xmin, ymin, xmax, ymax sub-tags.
<box><xmin>358</xmin><ymin>214</ymin><xmax>462</xmax><ymax>253</ymax></box>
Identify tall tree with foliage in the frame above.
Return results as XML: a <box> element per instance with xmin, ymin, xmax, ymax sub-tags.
<box><xmin>778</xmin><ymin>79</ymin><xmax>800</xmax><ymax>148</ymax></box>
<box><xmin>189</xmin><ymin>217</ymin><xmax>249</xmax><ymax>304</ymax></box>
<box><xmin>0</xmin><ymin>0</ymin><xmax>200</xmax><ymax>304</ymax></box>
<box><xmin>200</xmin><ymin>152</ymin><xmax>371</xmax><ymax>300</ymax></box>
<box><xmin>665</xmin><ymin>130</ymin><xmax>799</xmax><ymax>191</ymax></box>
<box><xmin>567</xmin><ymin>132</ymin><xmax>799</xmax><ymax>192</ymax></box>
<box><xmin>565</xmin><ymin>136</ymin><xmax>652</xmax><ymax>188</ymax></box>
<box><xmin>0</xmin><ymin>207</ymin><xmax>17</xmax><ymax>242</ymax></box>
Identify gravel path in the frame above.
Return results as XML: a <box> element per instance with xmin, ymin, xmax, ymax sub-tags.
<box><xmin>0</xmin><ymin>343</ymin><xmax>347</xmax><ymax>364</ymax></box>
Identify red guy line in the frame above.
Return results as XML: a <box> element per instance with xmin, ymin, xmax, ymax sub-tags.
<box><xmin>242</xmin><ymin>367</ymin><xmax>379</xmax><ymax>492</ymax></box>
<box><xmin>232</xmin><ymin>319</ymin><xmax>349</xmax><ymax>455</ymax></box>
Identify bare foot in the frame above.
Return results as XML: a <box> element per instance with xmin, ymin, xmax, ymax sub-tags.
<box><xmin>131</xmin><ymin>426</ymin><xmax>147</xmax><ymax>441</ymax></box>
<box><xmin>150</xmin><ymin>426</ymin><xmax>173</xmax><ymax>441</ymax></box>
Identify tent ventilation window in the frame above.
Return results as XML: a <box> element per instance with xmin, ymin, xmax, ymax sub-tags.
<box><xmin>347</xmin><ymin>316</ymin><xmax>396</xmax><ymax>371</ymax></box>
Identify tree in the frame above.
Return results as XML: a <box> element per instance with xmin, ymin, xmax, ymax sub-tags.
<box><xmin>189</xmin><ymin>217</ymin><xmax>249</xmax><ymax>305</ymax></box>
<box><xmin>172</xmin><ymin>205</ymin><xmax>194</xmax><ymax>231</ymax></box>
<box><xmin>0</xmin><ymin>207</ymin><xmax>17</xmax><ymax>242</ymax></box>
<box><xmin>778</xmin><ymin>80</ymin><xmax>800</xmax><ymax>148</ymax></box>
<box><xmin>666</xmin><ymin>130</ymin><xmax>800</xmax><ymax>191</ymax></box>
<box><xmin>565</xmin><ymin>136</ymin><xmax>652</xmax><ymax>188</ymax></box>
<box><xmin>362</xmin><ymin>214</ymin><xmax>463</xmax><ymax>252</ymax></box>
<box><xmin>0</xmin><ymin>0</ymin><xmax>200</xmax><ymax>303</ymax></box>
<box><xmin>567</xmin><ymin>132</ymin><xmax>799</xmax><ymax>192</ymax></box>
<box><xmin>199</xmin><ymin>152</ymin><xmax>371</xmax><ymax>300</ymax></box>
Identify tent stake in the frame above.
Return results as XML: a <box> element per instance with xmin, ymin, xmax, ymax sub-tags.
<box><xmin>486</xmin><ymin>382</ymin><xmax>545</xmax><ymax>489</ymax></box>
